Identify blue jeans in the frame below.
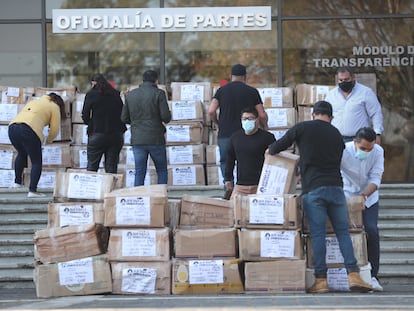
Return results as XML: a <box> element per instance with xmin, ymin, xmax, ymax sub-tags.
<box><xmin>363</xmin><ymin>201</ymin><xmax>380</xmax><ymax>278</ymax></box>
<box><xmin>8</xmin><ymin>123</ymin><xmax>42</xmax><ymax>192</ymax></box>
<box><xmin>217</xmin><ymin>137</ymin><xmax>232</xmax><ymax>184</ymax></box>
<box><xmin>302</xmin><ymin>186</ymin><xmax>359</xmax><ymax>277</ymax></box>
<box><xmin>132</xmin><ymin>145</ymin><xmax>167</xmax><ymax>186</ymax></box>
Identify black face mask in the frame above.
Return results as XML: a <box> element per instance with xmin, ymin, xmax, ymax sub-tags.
<box><xmin>338</xmin><ymin>80</ymin><xmax>355</xmax><ymax>93</ymax></box>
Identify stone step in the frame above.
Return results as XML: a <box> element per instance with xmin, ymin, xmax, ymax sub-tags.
<box><xmin>0</xmin><ymin>256</ymin><xmax>34</xmax><ymax>268</ymax></box>
<box><xmin>0</xmin><ymin>224</ymin><xmax>46</xmax><ymax>233</ymax></box>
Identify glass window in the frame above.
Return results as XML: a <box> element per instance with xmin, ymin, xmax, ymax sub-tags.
<box><xmin>46</xmin><ymin>0</ymin><xmax>156</xmax><ymax>18</ymax></box>
<box><xmin>282</xmin><ymin>18</ymin><xmax>414</xmax><ymax>182</ymax></box>
<box><xmin>46</xmin><ymin>24</ymin><xmax>159</xmax><ymax>92</ymax></box>
<box><xmin>165</xmin><ymin>0</ymin><xmax>277</xmax><ymax>16</ymax></box>
<box><xmin>282</xmin><ymin>0</ymin><xmax>414</xmax><ymax>16</ymax></box>
<box><xmin>0</xmin><ymin>0</ymin><xmax>41</xmax><ymax>19</ymax></box>
<box><xmin>165</xmin><ymin>20</ymin><xmax>277</xmax><ymax>86</ymax></box>
<box><xmin>0</xmin><ymin>24</ymin><xmax>42</xmax><ymax>86</ymax></box>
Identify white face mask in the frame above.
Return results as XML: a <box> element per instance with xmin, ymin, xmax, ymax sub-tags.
<box><xmin>241</xmin><ymin>119</ymin><xmax>256</xmax><ymax>134</ymax></box>
<box><xmin>355</xmin><ymin>149</ymin><xmax>371</xmax><ymax>160</ymax></box>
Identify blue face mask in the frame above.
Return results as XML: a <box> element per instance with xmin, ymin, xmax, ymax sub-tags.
<box><xmin>242</xmin><ymin>119</ymin><xmax>256</xmax><ymax>134</ymax></box>
<box><xmin>355</xmin><ymin>149</ymin><xmax>371</xmax><ymax>160</ymax></box>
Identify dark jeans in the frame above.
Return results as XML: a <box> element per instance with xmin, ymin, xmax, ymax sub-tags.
<box><xmin>132</xmin><ymin>144</ymin><xmax>167</xmax><ymax>186</ymax></box>
<box><xmin>363</xmin><ymin>201</ymin><xmax>380</xmax><ymax>278</ymax></box>
<box><xmin>302</xmin><ymin>186</ymin><xmax>359</xmax><ymax>277</ymax></box>
<box><xmin>87</xmin><ymin>132</ymin><xmax>124</xmax><ymax>173</ymax></box>
<box><xmin>217</xmin><ymin>137</ymin><xmax>231</xmax><ymax>184</ymax></box>
<box><xmin>8</xmin><ymin>123</ymin><xmax>42</xmax><ymax>192</ymax></box>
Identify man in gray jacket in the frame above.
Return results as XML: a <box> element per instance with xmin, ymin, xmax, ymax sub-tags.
<box><xmin>121</xmin><ymin>70</ymin><xmax>171</xmax><ymax>186</ymax></box>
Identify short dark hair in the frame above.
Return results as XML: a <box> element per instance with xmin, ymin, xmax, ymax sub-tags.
<box><xmin>355</xmin><ymin>127</ymin><xmax>376</xmax><ymax>143</ymax></box>
<box><xmin>143</xmin><ymin>70</ymin><xmax>158</xmax><ymax>82</ymax></box>
<box><xmin>313</xmin><ymin>100</ymin><xmax>333</xmax><ymax>117</ymax></box>
<box><xmin>241</xmin><ymin>106</ymin><xmax>258</xmax><ymax>118</ymax></box>
<box><xmin>337</xmin><ymin>66</ymin><xmax>354</xmax><ymax>76</ymax></box>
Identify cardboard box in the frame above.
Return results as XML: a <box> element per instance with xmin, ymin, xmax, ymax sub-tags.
<box><xmin>303</xmin><ymin>195</ymin><xmax>364</xmax><ymax>233</ymax></box>
<box><xmin>34</xmin><ymin>223</ymin><xmax>109</xmax><ymax>263</ymax></box>
<box><xmin>167</xmin><ymin>144</ymin><xmax>205</xmax><ymax>165</ymax></box>
<box><xmin>169</xmin><ymin>100</ymin><xmax>204</xmax><ymax>121</ymax></box>
<box><xmin>111</xmin><ymin>261</ymin><xmax>171</xmax><ymax>295</ymax></box>
<box><xmin>107</xmin><ymin>227</ymin><xmax>170</xmax><ymax>262</ymax></box>
<box><xmin>234</xmin><ymin>194</ymin><xmax>301</xmax><ymax>229</ymax></box>
<box><xmin>257</xmin><ymin>151</ymin><xmax>299</xmax><ymax>195</ymax></box>
<box><xmin>24</xmin><ymin>167</ymin><xmax>66</xmax><ymax>189</ymax></box>
<box><xmin>0</xmin><ymin>144</ymin><xmax>16</xmax><ymax>169</ymax></box>
<box><xmin>71</xmin><ymin>93</ymin><xmax>85</xmax><ymax>123</ymax></box>
<box><xmin>166</xmin><ymin>121</ymin><xmax>204</xmax><ymax>145</ymax></box>
<box><xmin>168</xmin><ymin>199</ymin><xmax>181</xmax><ymax>230</ymax></box>
<box><xmin>257</xmin><ymin>87</ymin><xmax>294</xmax><ymax>108</ymax></box>
<box><xmin>39</xmin><ymin>143</ymin><xmax>71</xmax><ymax>168</ymax></box>
<box><xmin>296</xmin><ymin>83</ymin><xmax>335</xmax><ymax>106</ymax></box>
<box><xmin>34</xmin><ymin>254</ymin><xmax>112</xmax><ymax>298</ymax></box>
<box><xmin>126</xmin><ymin>84</ymin><xmax>169</xmax><ymax>101</ymax></box>
<box><xmin>244</xmin><ymin>259</ymin><xmax>306</xmax><ymax>293</ymax></box>
<box><xmin>265</xmin><ymin>108</ymin><xmax>296</xmax><ymax>129</ymax></box>
<box><xmin>104</xmin><ymin>185</ymin><xmax>168</xmax><ymax>228</ymax></box>
<box><xmin>171</xmin><ymin>82</ymin><xmax>212</xmax><ymax>102</ymax></box>
<box><xmin>72</xmin><ymin>124</ymin><xmax>88</xmax><ymax>145</ymax></box>
<box><xmin>168</xmin><ymin>164</ymin><xmax>205</xmax><ymax>186</ymax></box>
<box><xmin>47</xmin><ymin>202</ymin><xmax>104</xmax><ymax>228</ymax></box>
<box><xmin>171</xmin><ymin>258</ymin><xmax>243</xmax><ymax>295</ymax></box>
<box><xmin>0</xmin><ymin>103</ymin><xmax>24</xmax><ymax>124</ymax></box>
<box><xmin>51</xmin><ymin>117</ymin><xmax>72</xmax><ymax>142</ymax></box>
<box><xmin>179</xmin><ymin>194</ymin><xmax>234</xmax><ymax>228</ymax></box>
<box><xmin>298</xmin><ymin>106</ymin><xmax>313</xmax><ymax>122</ymax></box>
<box><xmin>205</xmin><ymin>165</ymin><xmax>223</xmax><ymax>186</ymax></box>
<box><xmin>306</xmin><ymin>263</ymin><xmax>372</xmax><ymax>292</ymax></box>
<box><xmin>238</xmin><ymin>229</ymin><xmax>304</xmax><ymax>261</ymax></box>
<box><xmin>205</xmin><ymin>145</ymin><xmax>220</xmax><ymax>165</ymax></box>
<box><xmin>53</xmin><ymin>171</ymin><xmax>118</xmax><ymax>201</ymax></box>
<box><xmin>0</xmin><ymin>86</ymin><xmax>25</xmax><ymax>104</ymax></box>
<box><xmin>306</xmin><ymin>232</ymin><xmax>368</xmax><ymax>268</ymax></box>
<box><xmin>174</xmin><ymin>228</ymin><xmax>237</xmax><ymax>258</ymax></box>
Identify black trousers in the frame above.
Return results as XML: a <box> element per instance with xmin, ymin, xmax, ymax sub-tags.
<box><xmin>87</xmin><ymin>132</ymin><xmax>124</xmax><ymax>173</ymax></box>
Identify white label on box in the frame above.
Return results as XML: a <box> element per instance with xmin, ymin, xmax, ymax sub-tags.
<box><xmin>0</xmin><ymin>149</ymin><xmax>13</xmax><ymax>169</ymax></box>
<box><xmin>171</xmin><ymin>166</ymin><xmax>196</xmax><ymax>185</ymax></box>
<box><xmin>189</xmin><ymin>259</ymin><xmax>223</xmax><ymax>284</ymax></box>
<box><xmin>180</xmin><ymin>85</ymin><xmax>204</xmax><ymax>101</ymax></box>
<box><xmin>257</xmin><ymin>164</ymin><xmax>288</xmax><ymax>195</ymax></box>
<box><xmin>1</xmin><ymin>91</ymin><xmax>7</xmax><ymax>104</ymax></box>
<box><xmin>81</xmin><ymin>126</ymin><xmax>88</xmax><ymax>144</ymax></box>
<box><xmin>126</xmin><ymin>146</ymin><xmax>134</xmax><ymax>165</ymax></box>
<box><xmin>37</xmin><ymin>171</ymin><xmax>56</xmax><ymax>188</ymax></box>
<box><xmin>269</xmin><ymin>129</ymin><xmax>288</xmax><ymax>141</ymax></box>
<box><xmin>311</xmin><ymin>85</ymin><xmax>330</xmax><ymax>102</ymax></box>
<box><xmin>326</xmin><ymin>237</ymin><xmax>345</xmax><ymax>264</ymax></box>
<box><xmin>258</xmin><ymin>88</ymin><xmax>283</xmax><ymax>107</ymax></box>
<box><xmin>249</xmin><ymin>196</ymin><xmax>284</xmax><ymax>224</ymax></box>
<box><xmin>58</xmin><ymin>257</ymin><xmax>94</xmax><ymax>286</ymax></box>
<box><xmin>121</xmin><ymin>267</ymin><xmax>157</xmax><ymax>294</ymax></box>
<box><xmin>260</xmin><ymin>230</ymin><xmax>295</xmax><ymax>258</ymax></box>
<box><xmin>67</xmin><ymin>173</ymin><xmax>103</xmax><ymax>200</ymax></box>
<box><xmin>76</xmin><ymin>100</ymin><xmax>83</xmax><ymax>112</ymax></box>
<box><xmin>125</xmin><ymin>168</ymin><xmax>135</xmax><ymax>187</ymax></box>
<box><xmin>166</xmin><ymin>125</ymin><xmax>191</xmax><ymax>142</ymax></box>
<box><xmin>115</xmin><ymin>196</ymin><xmax>151</xmax><ymax>225</ymax></box>
<box><xmin>42</xmin><ymin>146</ymin><xmax>63</xmax><ymax>165</ymax></box>
<box><xmin>0</xmin><ymin>126</ymin><xmax>11</xmax><ymax>144</ymax></box>
<box><xmin>78</xmin><ymin>149</ymin><xmax>88</xmax><ymax>168</ymax></box>
<box><xmin>327</xmin><ymin>268</ymin><xmax>350</xmax><ymax>291</ymax></box>
<box><xmin>0</xmin><ymin>104</ymin><xmax>18</xmax><ymax>122</ymax></box>
<box><xmin>215</xmin><ymin>146</ymin><xmax>220</xmax><ymax>165</ymax></box>
<box><xmin>121</xmin><ymin>230</ymin><xmax>156</xmax><ymax>257</ymax></box>
<box><xmin>6</xmin><ymin>87</ymin><xmax>19</xmax><ymax>97</ymax></box>
<box><xmin>266</xmin><ymin>108</ymin><xmax>288</xmax><ymax>128</ymax></box>
<box><xmin>172</xmin><ymin>101</ymin><xmax>197</xmax><ymax>120</ymax></box>
<box><xmin>59</xmin><ymin>205</ymin><xmax>94</xmax><ymax>226</ymax></box>
<box><xmin>168</xmin><ymin>145</ymin><xmax>193</xmax><ymax>164</ymax></box>
<box><xmin>0</xmin><ymin>169</ymin><xmax>14</xmax><ymax>187</ymax></box>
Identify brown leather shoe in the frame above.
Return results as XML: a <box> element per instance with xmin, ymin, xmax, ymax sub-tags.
<box><xmin>348</xmin><ymin>272</ymin><xmax>372</xmax><ymax>292</ymax></box>
<box><xmin>307</xmin><ymin>278</ymin><xmax>329</xmax><ymax>293</ymax></box>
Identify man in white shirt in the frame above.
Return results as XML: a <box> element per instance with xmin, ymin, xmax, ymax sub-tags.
<box><xmin>341</xmin><ymin>127</ymin><xmax>384</xmax><ymax>291</ymax></box>
<box><xmin>326</xmin><ymin>67</ymin><xmax>383</xmax><ymax>144</ymax></box>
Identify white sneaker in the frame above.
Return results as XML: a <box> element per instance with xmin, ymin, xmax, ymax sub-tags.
<box><xmin>371</xmin><ymin>277</ymin><xmax>383</xmax><ymax>292</ymax></box>
<box><xmin>9</xmin><ymin>183</ymin><xmax>24</xmax><ymax>188</ymax></box>
<box><xmin>27</xmin><ymin>191</ymin><xmax>46</xmax><ymax>198</ymax></box>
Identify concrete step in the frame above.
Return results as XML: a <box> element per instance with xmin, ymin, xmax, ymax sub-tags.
<box><xmin>0</xmin><ymin>256</ymin><xmax>34</xmax><ymax>268</ymax></box>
